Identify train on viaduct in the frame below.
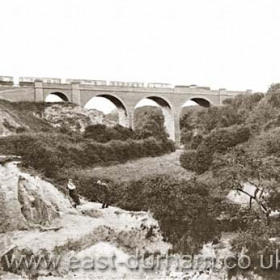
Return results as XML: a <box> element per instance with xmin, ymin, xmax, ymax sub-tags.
<box><xmin>0</xmin><ymin>76</ymin><xmax>253</xmax><ymax>143</ymax></box>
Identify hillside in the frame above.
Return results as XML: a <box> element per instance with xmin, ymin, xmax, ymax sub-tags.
<box><xmin>1</xmin><ymin>153</ymin><xmax>240</xmax><ymax>280</ymax></box>
<box><xmin>0</xmin><ymin>100</ymin><xmax>118</xmax><ymax>136</ymax></box>
<box><xmin>4</xmin><ymin>91</ymin><xmax>280</xmax><ymax>279</ymax></box>
<box><xmin>0</xmin><ymin>100</ymin><xmax>52</xmax><ymax>136</ymax></box>
<box><xmin>179</xmin><ymin>85</ymin><xmax>280</xmax><ymax>278</ymax></box>
<box><xmin>0</xmin><ymin>99</ymin><xmax>175</xmax><ymax>186</ymax></box>
<box><xmin>0</xmin><ymin>156</ymin><xmax>172</xmax><ymax>279</ymax></box>
<box><xmin>0</xmin><ymin>98</ymin><xmax>238</xmax><ymax>279</ymax></box>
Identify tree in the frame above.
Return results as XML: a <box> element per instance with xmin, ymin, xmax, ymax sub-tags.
<box><xmin>212</xmin><ymin>147</ymin><xmax>280</xmax><ymax>225</ymax></box>
<box><xmin>84</xmin><ymin>124</ymin><xmax>134</xmax><ymax>142</ymax></box>
<box><xmin>134</xmin><ymin>107</ymin><xmax>169</xmax><ymax>141</ymax></box>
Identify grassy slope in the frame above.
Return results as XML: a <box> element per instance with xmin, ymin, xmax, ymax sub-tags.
<box><xmin>73</xmin><ymin>149</ymin><xmax>192</xmax><ymax>183</ymax></box>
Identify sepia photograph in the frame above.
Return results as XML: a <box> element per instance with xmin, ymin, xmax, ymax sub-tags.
<box><xmin>1</xmin><ymin>0</ymin><xmax>280</xmax><ymax>279</ymax></box>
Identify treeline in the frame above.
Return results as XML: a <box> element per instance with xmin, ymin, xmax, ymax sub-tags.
<box><xmin>0</xmin><ymin>100</ymin><xmax>175</xmax><ymax>183</ymax></box>
<box><xmin>179</xmin><ymin>84</ymin><xmax>280</xmax><ymax>277</ymax></box>
<box><xmin>0</xmin><ymin>132</ymin><xmax>174</xmax><ymax>182</ymax></box>
<box><xmin>180</xmin><ymin>92</ymin><xmax>264</xmax><ymax>174</ymax></box>
<box><xmin>180</xmin><ymin>86</ymin><xmax>280</xmax><ymax>175</ymax></box>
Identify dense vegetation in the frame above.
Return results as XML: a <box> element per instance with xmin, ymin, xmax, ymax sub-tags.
<box><xmin>0</xmin><ymin>133</ymin><xmax>174</xmax><ymax>182</ymax></box>
<box><xmin>84</xmin><ymin>106</ymin><xmax>169</xmax><ymax>142</ymax></box>
<box><xmin>4</xmin><ymin>87</ymin><xmax>280</xmax><ymax>278</ymax></box>
<box><xmin>133</xmin><ymin>106</ymin><xmax>169</xmax><ymax>141</ymax></box>
<box><xmin>84</xmin><ymin>124</ymin><xmax>135</xmax><ymax>142</ymax></box>
<box><xmin>79</xmin><ymin>174</ymin><xmax>222</xmax><ymax>254</ymax></box>
<box><xmin>179</xmin><ymin>84</ymin><xmax>280</xmax><ymax>277</ymax></box>
<box><xmin>0</xmin><ymin>100</ymin><xmax>175</xmax><ymax>188</ymax></box>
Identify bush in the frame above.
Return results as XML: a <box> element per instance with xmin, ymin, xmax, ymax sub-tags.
<box><xmin>84</xmin><ymin>124</ymin><xmax>134</xmax><ymax>143</ymax></box>
<box><xmin>203</xmin><ymin>126</ymin><xmax>250</xmax><ymax>153</ymax></box>
<box><xmin>180</xmin><ymin>130</ymin><xmax>193</xmax><ymax>147</ymax></box>
<box><xmin>180</xmin><ymin>126</ymin><xmax>251</xmax><ymax>174</ymax></box>
<box><xmin>190</xmin><ymin>133</ymin><xmax>203</xmax><ymax>149</ymax></box>
<box><xmin>261</xmin><ymin>128</ymin><xmax>280</xmax><ymax>157</ymax></box>
<box><xmin>179</xmin><ymin>150</ymin><xmax>197</xmax><ymax>172</ymax></box>
<box><xmin>194</xmin><ymin>147</ymin><xmax>213</xmax><ymax>174</ymax></box>
<box><xmin>134</xmin><ymin>107</ymin><xmax>169</xmax><ymax>141</ymax></box>
<box><xmin>180</xmin><ymin>93</ymin><xmax>263</xmax><ymax>139</ymax></box>
<box><xmin>0</xmin><ymin>133</ymin><xmax>175</xmax><ymax>182</ymax></box>
<box><xmin>181</xmin><ymin>129</ymin><xmax>204</xmax><ymax>150</ymax></box>
<box><xmin>119</xmin><ymin>175</ymin><xmax>219</xmax><ymax>254</ymax></box>
<box><xmin>230</xmin><ymin>221</ymin><xmax>280</xmax><ymax>278</ymax></box>
<box><xmin>267</xmin><ymin>84</ymin><xmax>280</xmax><ymax>108</ymax></box>
<box><xmin>79</xmin><ymin>174</ymin><xmax>219</xmax><ymax>254</ymax></box>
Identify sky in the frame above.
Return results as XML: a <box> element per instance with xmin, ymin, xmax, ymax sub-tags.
<box><xmin>2</xmin><ymin>0</ymin><xmax>280</xmax><ymax>111</ymax></box>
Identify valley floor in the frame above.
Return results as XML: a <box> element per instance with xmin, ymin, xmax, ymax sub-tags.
<box><xmin>77</xmin><ymin>149</ymin><xmax>192</xmax><ymax>183</ymax></box>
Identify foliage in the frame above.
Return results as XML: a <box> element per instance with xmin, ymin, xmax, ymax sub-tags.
<box><xmin>0</xmin><ymin>133</ymin><xmax>175</xmax><ymax>183</ymax></box>
<box><xmin>79</xmin><ymin>174</ymin><xmax>220</xmax><ymax>254</ymax></box>
<box><xmin>180</xmin><ymin>125</ymin><xmax>251</xmax><ymax>174</ymax></box>
<box><xmin>134</xmin><ymin>106</ymin><xmax>169</xmax><ymax>141</ymax></box>
<box><xmin>0</xmin><ymin>99</ymin><xmax>54</xmax><ymax>133</ymax></box>
<box><xmin>180</xmin><ymin>92</ymin><xmax>263</xmax><ymax>146</ymax></box>
<box><xmin>84</xmin><ymin>124</ymin><xmax>135</xmax><ymax>143</ymax></box>
<box><xmin>230</xmin><ymin>220</ymin><xmax>280</xmax><ymax>278</ymax></box>
<box><xmin>179</xmin><ymin>150</ymin><xmax>197</xmax><ymax>172</ymax></box>
<box><xmin>85</xmin><ymin>106</ymin><xmax>172</xmax><ymax>144</ymax></box>
<box><xmin>267</xmin><ymin>83</ymin><xmax>280</xmax><ymax>108</ymax></box>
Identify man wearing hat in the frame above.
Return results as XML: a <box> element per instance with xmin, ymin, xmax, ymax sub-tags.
<box><xmin>67</xmin><ymin>179</ymin><xmax>81</xmax><ymax>207</ymax></box>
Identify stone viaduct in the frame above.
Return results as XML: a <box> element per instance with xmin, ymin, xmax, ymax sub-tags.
<box><xmin>0</xmin><ymin>76</ymin><xmax>253</xmax><ymax>144</ymax></box>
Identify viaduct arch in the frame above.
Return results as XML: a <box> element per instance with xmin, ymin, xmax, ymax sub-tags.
<box><xmin>84</xmin><ymin>94</ymin><xmax>129</xmax><ymax>128</ymax></box>
<box><xmin>45</xmin><ymin>92</ymin><xmax>69</xmax><ymax>102</ymax></box>
<box><xmin>0</xmin><ymin>76</ymin><xmax>253</xmax><ymax>144</ymax></box>
<box><xmin>133</xmin><ymin>96</ymin><xmax>175</xmax><ymax>141</ymax></box>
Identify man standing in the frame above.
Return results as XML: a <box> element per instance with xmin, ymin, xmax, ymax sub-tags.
<box><xmin>97</xmin><ymin>180</ymin><xmax>111</xmax><ymax>209</ymax></box>
<box><xmin>67</xmin><ymin>179</ymin><xmax>81</xmax><ymax>208</ymax></box>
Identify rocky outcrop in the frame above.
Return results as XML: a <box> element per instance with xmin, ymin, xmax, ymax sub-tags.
<box><xmin>0</xmin><ymin>157</ymin><xmax>251</xmax><ymax>280</ymax></box>
<box><xmin>0</xmin><ymin>101</ymin><xmax>118</xmax><ymax>137</ymax></box>
<box><xmin>42</xmin><ymin>104</ymin><xmax>116</xmax><ymax>133</ymax></box>
<box><xmin>0</xmin><ymin>110</ymin><xmax>28</xmax><ymax>136</ymax></box>
<box><xmin>0</xmin><ymin>156</ymin><xmax>72</xmax><ymax>233</ymax></box>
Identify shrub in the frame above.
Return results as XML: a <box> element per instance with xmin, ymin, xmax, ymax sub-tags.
<box><xmin>180</xmin><ymin>93</ymin><xmax>263</xmax><ymax>139</ymax></box>
<box><xmin>134</xmin><ymin>108</ymin><xmax>169</xmax><ymax>141</ymax></box>
<box><xmin>230</xmin><ymin>221</ymin><xmax>280</xmax><ymax>278</ymax></box>
<box><xmin>15</xmin><ymin>127</ymin><xmax>27</xmax><ymax>133</ymax></box>
<box><xmin>179</xmin><ymin>150</ymin><xmax>197</xmax><ymax>172</ymax></box>
<box><xmin>0</xmin><ymin>133</ymin><xmax>175</xmax><ymax>182</ymax></box>
<box><xmin>260</xmin><ymin>128</ymin><xmax>280</xmax><ymax>157</ymax></box>
<box><xmin>180</xmin><ymin>126</ymin><xmax>251</xmax><ymax>174</ymax></box>
<box><xmin>207</xmin><ymin>126</ymin><xmax>249</xmax><ymax>152</ymax></box>
<box><xmin>267</xmin><ymin>83</ymin><xmax>280</xmax><ymax>108</ymax></box>
<box><xmin>120</xmin><ymin>175</ymin><xmax>219</xmax><ymax>254</ymax></box>
<box><xmin>180</xmin><ymin>130</ymin><xmax>193</xmax><ymax>147</ymax></box>
<box><xmin>194</xmin><ymin>147</ymin><xmax>213</xmax><ymax>174</ymax></box>
<box><xmin>79</xmin><ymin>174</ymin><xmax>219</xmax><ymax>254</ymax></box>
<box><xmin>84</xmin><ymin>124</ymin><xmax>134</xmax><ymax>143</ymax></box>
